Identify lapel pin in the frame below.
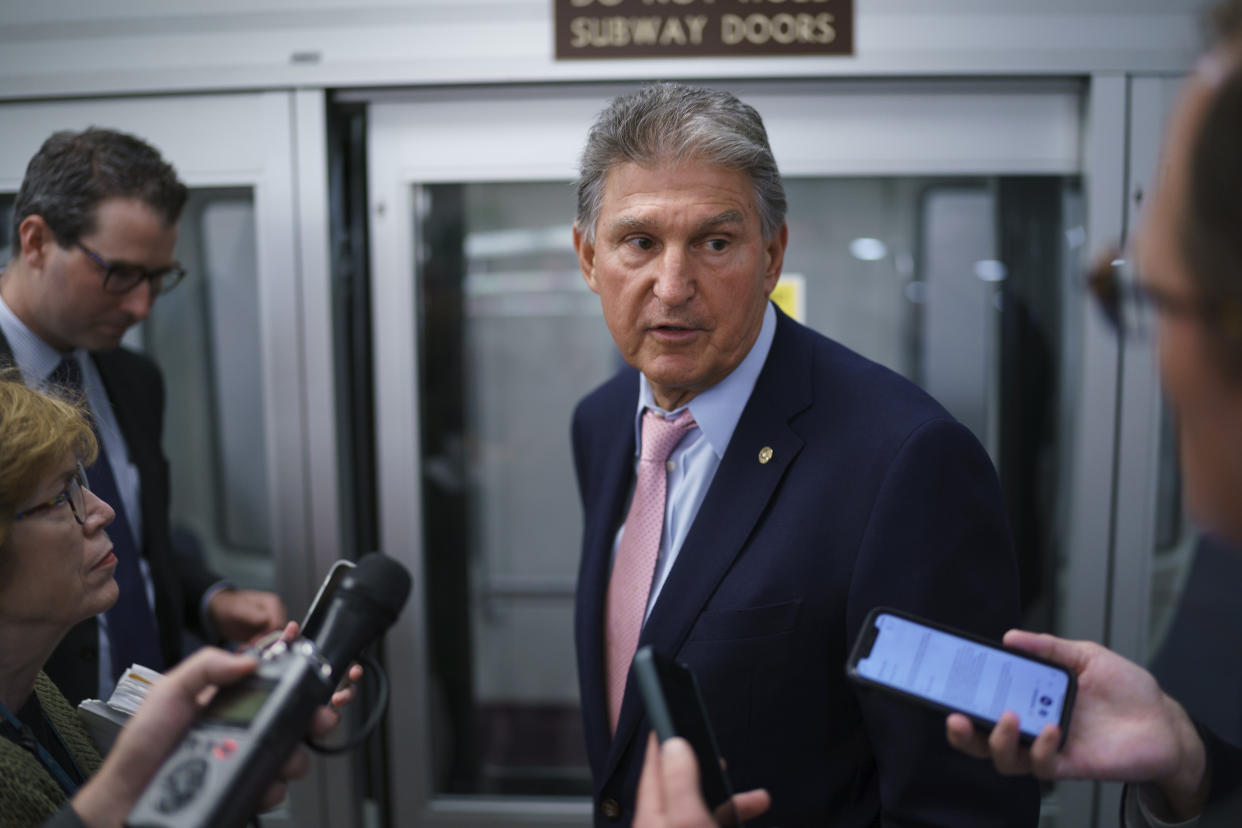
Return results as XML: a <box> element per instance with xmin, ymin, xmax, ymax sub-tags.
<box><xmin>758</xmin><ymin>446</ymin><xmax>774</xmax><ymax>465</ymax></box>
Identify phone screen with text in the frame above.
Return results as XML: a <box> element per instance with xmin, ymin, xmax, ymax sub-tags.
<box><xmin>856</xmin><ymin>612</ymin><xmax>1069</xmax><ymax>738</ymax></box>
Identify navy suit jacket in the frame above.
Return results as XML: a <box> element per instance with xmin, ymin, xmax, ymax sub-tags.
<box><xmin>572</xmin><ymin>307</ymin><xmax>1040</xmax><ymax>827</ymax></box>
<box><xmin>1193</xmin><ymin>725</ymin><xmax>1242</xmax><ymax>826</ymax></box>
<box><xmin>0</xmin><ymin>332</ymin><xmax>219</xmax><ymax>705</ymax></box>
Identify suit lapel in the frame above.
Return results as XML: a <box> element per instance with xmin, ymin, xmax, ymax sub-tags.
<box><xmin>91</xmin><ymin>351</ymin><xmax>138</xmax><ymax>453</ymax></box>
<box><xmin>92</xmin><ymin>349</ymin><xmax>163</xmax><ymax>527</ymax></box>
<box><xmin>91</xmin><ymin>351</ymin><xmax>161</xmax><ymax>578</ymax></box>
<box><xmin>576</xmin><ymin>377</ymin><xmax>641</xmax><ymax>780</ymax></box>
<box><xmin>604</xmin><ymin>310</ymin><xmax>815</xmax><ymax>779</ymax></box>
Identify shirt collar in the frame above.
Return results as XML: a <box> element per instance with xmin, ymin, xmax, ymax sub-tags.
<box><xmin>0</xmin><ymin>291</ymin><xmax>83</xmax><ymax>385</ymax></box>
<box><xmin>633</xmin><ymin>301</ymin><xmax>777</xmax><ymax>459</ymax></box>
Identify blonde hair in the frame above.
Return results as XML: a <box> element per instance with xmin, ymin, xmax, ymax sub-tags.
<box><xmin>0</xmin><ymin>374</ymin><xmax>98</xmax><ymax>547</ymax></box>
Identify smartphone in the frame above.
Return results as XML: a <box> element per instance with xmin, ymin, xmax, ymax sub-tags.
<box><xmin>300</xmin><ymin>559</ymin><xmax>355</xmax><ymax>640</ymax></box>
<box><xmin>632</xmin><ymin>646</ymin><xmax>740</xmax><ymax>826</ymax></box>
<box><xmin>846</xmin><ymin>607</ymin><xmax>1075</xmax><ymax>745</ymax></box>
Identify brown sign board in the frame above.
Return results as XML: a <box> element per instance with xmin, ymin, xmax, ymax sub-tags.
<box><xmin>555</xmin><ymin>0</ymin><xmax>853</xmax><ymax>60</ymax></box>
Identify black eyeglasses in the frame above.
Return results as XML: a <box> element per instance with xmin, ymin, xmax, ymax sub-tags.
<box><xmin>1086</xmin><ymin>246</ymin><xmax>1242</xmax><ymax>339</ymax></box>
<box><xmin>77</xmin><ymin>241</ymin><xmax>187</xmax><ymax>296</ymax></box>
<box><xmin>13</xmin><ymin>461</ymin><xmax>90</xmax><ymax>525</ymax></box>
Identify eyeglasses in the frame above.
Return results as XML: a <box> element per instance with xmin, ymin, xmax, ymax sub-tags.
<box><xmin>13</xmin><ymin>462</ymin><xmax>91</xmax><ymax>525</ymax></box>
<box><xmin>1085</xmin><ymin>246</ymin><xmax>1242</xmax><ymax>339</ymax></box>
<box><xmin>77</xmin><ymin>241</ymin><xmax>187</xmax><ymax>296</ymax></box>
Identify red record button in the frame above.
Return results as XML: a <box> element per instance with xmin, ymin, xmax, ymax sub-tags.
<box><xmin>212</xmin><ymin>738</ymin><xmax>239</xmax><ymax>760</ymax></box>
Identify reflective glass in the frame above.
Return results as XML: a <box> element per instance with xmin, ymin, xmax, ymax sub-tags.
<box><xmin>414</xmin><ymin>175</ymin><xmax>1092</xmax><ymax>805</ymax></box>
<box><xmin>417</xmin><ymin>181</ymin><xmax>610</xmax><ymax>796</ymax></box>
<box><xmin>140</xmin><ymin>188</ymin><xmax>274</xmax><ymax>591</ymax></box>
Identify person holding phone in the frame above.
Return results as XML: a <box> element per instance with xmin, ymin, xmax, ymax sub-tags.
<box><xmin>634</xmin><ymin>735</ymin><xmax>771</xmax><ymax>828</ymax></box>
<box><xmin>944</xmin><ymin>16</ymin><xmax>1242</xmax><ymax>824</ymax></box>
<box><xmin>848</xmin><ymin>608</ymin><xmax>1077</xmax><ymax>745</ymax></box>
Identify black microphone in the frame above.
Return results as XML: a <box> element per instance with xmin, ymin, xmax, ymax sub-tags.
<box><xmin>127</xmin><ymin>554</ymin><xmax>411</xmax><ymax>828</ymax></box>
<box><xmin>313</xmin><ymin>554</ymin><xmax>410</xmax><ymax>684</ymax></box>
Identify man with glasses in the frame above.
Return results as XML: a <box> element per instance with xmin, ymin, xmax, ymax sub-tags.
<box><xmin>0</xmin><ymin>127</ymin><xmax>286</xmax><ymax>706</ymax></box>
<box><xmin>939</xmin><ymin>8</ymin><xmax>1242</xmax><ymax>827</ymax></box>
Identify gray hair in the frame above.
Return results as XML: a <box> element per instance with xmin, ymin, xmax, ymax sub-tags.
<box><xmin>575</xmin><ymin>83</ymin><xmax>787</xmax><ymax>242</ymax></box>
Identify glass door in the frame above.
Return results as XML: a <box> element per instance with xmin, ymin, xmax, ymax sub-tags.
<box><xmin>365</xmin><ymin>78</ymin><xmax>1113</xmax><ymax>827</ymax></box>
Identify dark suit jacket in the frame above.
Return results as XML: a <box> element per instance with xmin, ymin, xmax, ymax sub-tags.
<box><xmin>572</xmin><ymin>308</ymin><xmax>1040</xmax><ymax>827</ymax></box>
<box><xmin>1</xmin><ymin>331</ymin><xmax>219</xmax><ymax>705</ymax></box>
<box><xmin>1120</xmin><ymin>725</ymin><xmax>1242</xmax><ymax>826</ymax></box>
<box><xmin>1195</xmin><ymin>725</ymin><xmax>1242</xmax><ymax>826</ymax></box>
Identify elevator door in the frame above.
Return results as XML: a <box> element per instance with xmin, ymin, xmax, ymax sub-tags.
<box><xmin>363</xmin><ymin>78</ymin><xmax>1126</xmax><ymax>827</ymax></box>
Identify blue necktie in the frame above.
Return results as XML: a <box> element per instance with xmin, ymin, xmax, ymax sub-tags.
<box><xmin>50</xmin><ymin>356</ymin><xmax>165</xmax><ymax>679</ymax></box>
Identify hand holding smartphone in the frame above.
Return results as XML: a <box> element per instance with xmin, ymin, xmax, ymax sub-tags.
<box><xmin>846</xmin><ymin>607</ymin><xmax>1075</xmax><ymax>746</ymax></box>
<box><xmin>632</xmin><ymin>646</ymin><xmax>741</xmax><ymax>826</ymax></box>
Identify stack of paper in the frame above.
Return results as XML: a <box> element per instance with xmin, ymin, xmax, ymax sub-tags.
<box><xmin>107</xmin><ymin>664</ymin><xmax>164</xmax><ymax>714</ymax></box>
<box><xmin>77</xmin><ymin>663</ymin><xmax>165</xmax><ymax>754</ymax></box>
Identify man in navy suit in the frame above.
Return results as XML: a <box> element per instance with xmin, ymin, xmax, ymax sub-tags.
<box><xmin>0</xmin><ymin>128</ymin><xmax>286</xmax><ymax>705</ymax></box>
<box><xmin>570</xmin><ymin>83</ymin><xmax>1039</xmax><ymax>826</ymax></box>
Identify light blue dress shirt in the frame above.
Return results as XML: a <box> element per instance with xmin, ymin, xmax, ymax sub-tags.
<box><xmin>614</xmin><ymin>301</ymin><xmax>778</xmax><ymax>623</ymax></box>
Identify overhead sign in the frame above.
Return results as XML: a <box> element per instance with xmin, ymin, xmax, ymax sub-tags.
<box><xmin>555</xmin><ymin>0</ymin><xmax>854</xmax><ymax>60</ymax></box>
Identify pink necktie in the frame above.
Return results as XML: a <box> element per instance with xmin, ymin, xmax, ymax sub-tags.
<box><xmin>606</xmin><ymin>407</ymin><xmax>697</xmax><ymax>735</ymax></box>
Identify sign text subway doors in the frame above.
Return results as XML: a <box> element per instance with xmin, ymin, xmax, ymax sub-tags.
<box><xmin>555</xmin><ymin>0</ymin><xmax>853</xmax><ymax>59</ymax></box>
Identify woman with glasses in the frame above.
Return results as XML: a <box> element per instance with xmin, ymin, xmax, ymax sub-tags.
<box><xmin>0</xmin><ymin>377</ymin><xmax>332</xmax><ymax>828</ymax></box>
<box><xmin>0</xmin><ymin>375</ymin><xmax>118</xmax><ymax>825</ymax></box>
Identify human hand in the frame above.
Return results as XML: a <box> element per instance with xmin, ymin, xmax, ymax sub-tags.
<box><xmin>945</xmin><ymin>630</ymin><xmax>1209</xmax><ymax>820</ymax></box>
<box><xmin>272</xmin><ymin>620</ymin><xmax>364</xmax><ymax>710</ymax></box>
<box><xmin>70</xmin><ymin>648</ymin><xmax>311</xmax><ymax>827</ymax></box>
<box><xmin>209</xmin><ymin>588</ymin><xmax>288</xmax><ymax>643</ymax></box>
<box><xmin>633</xmin><ymin>732</ymin><xmax>771</xmax><ymax>828</ymax></box>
